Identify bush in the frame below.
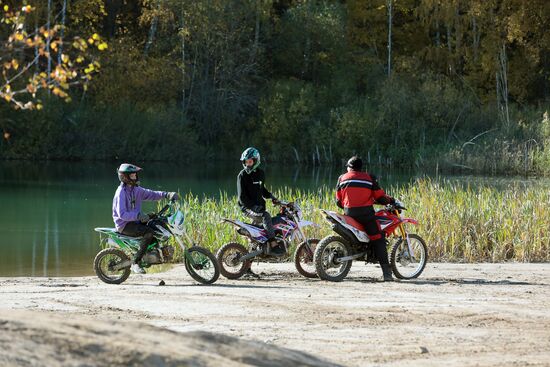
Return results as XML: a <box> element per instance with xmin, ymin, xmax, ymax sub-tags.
<box><xmin>0</xmin><ymin>99</ymin><xmax>201</xmax><ymax>161</ymax></box>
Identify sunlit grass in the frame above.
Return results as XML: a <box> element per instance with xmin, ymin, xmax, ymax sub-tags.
<box><xmin>167</xmin><ymin>178</ymin><xmax>549</xmax><ymax>262</ymax></box>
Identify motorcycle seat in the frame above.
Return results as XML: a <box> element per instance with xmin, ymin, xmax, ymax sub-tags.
<box><xmin>116</xmin><ymin>233</ymin><xmax>144</xmax><ymax>241</ymax></box>
<box><xmin>246</xmin><ymin>215</ymin><xmax>285</xmax><ymax>229</ymax></box>
<box><xmin>94</xmin><ymin>227</ymin><xmax>143</xmax><ymax>241</ymax></box>
<box><xmin>246</xmin><ymin>222</ymin><xmax>263</xmax><ymax>228</ymax></box>
<box><xmin>338</xmin><ymin>215</ymin><xmax>366</xmax><ymax>231</ymax></box>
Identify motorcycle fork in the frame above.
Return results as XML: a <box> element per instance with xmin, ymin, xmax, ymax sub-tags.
<box><xmin>398</xmin><ymin>223</ymin><xmax>415</xmax><ymax>258</ymax></box>
<box><xmin>175</xmin><ymin>233</ymin><xmax>193</xmax><ymax>263</ymax></box>
<box><xmin>294</xmin><ymin>224</ymin><xmax>307</xmax><ymax>245</ymax></box>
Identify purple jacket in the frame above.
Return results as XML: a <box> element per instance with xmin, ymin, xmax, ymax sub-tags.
<box><xmin>112</xmin><ymin>183</ymin><xmax>166</xmax><ymax>232</ymax></box>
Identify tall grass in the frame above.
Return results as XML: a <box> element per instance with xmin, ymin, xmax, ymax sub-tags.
<box><xmin>171</xmin><ymin>179</ymin><xmax>549</xmax><ymax>262</ymax></box>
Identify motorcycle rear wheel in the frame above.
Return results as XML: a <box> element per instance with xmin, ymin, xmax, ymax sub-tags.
<box><xmin>314</xmin><ymin>236</ymin><xmax>353</xmax><ymax>282</ymax></box>
<box><xmin>216</xmin><ymin>242</ymin><xmax>252</xmax><ymax>279</ymax></box>
<box><xmin>294</xmin><ymin>238</ymin><xmax>319</xmax><ymax>278</ymax></box>
<box><xmin>93</xmin><ymin>248</ymin><xmax>131</xmax><ymax>285</ymax></box>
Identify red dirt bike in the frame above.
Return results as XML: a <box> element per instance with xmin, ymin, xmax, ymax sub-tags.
<box><xmin>314</xmin><ymin>200</ymin><xmax>428</xmax><ymax>282</ymax></box>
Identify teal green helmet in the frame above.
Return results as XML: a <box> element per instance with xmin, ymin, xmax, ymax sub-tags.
<box><xmin>240</xmin><ymin>147</ymin><xmax>261</xmax><ymax>173</ymax></box>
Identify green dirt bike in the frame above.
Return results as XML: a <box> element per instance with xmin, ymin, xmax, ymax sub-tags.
<box><xmin>93</xmin><ymin>201</ymin><xmax>220</xmax><ymax>285</ymax></box>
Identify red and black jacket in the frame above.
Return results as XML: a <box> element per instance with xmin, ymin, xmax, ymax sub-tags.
<box><xmin>335</xmin><ymin>171</ymin><xmax>394</xmax><ymax>217</ymax></box>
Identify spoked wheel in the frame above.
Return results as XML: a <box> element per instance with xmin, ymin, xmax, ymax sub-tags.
<box><xmin>184</xmin><ymin>246</ymin><xmax>220</xmax><ymax>284</ymax></box>
<box><xmin>294</xmin><ymin>238</ymin><xmax>319</xmax><ymax>278</ymax></box>
<box><xmin>216</xmin><ymin>242</ymin><xmax>251</xmax><ymax>280</ymax></box>
<box><xmin>314</xmin><ymin>236</ymin><xmax>353</xmax><ymax>282</ymax></box>
<box><xmin>390</xmin><ymin>234</ymin><xmax>428</xmax><ymax>279</ymax></box>
<box><xmin>93</xmin><ymin>248</ymin><xmax>131</xmax><ymax>285</ymax></box>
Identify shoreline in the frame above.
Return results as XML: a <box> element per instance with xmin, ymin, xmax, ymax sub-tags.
<box><xmin>1</xmin><ymin>260</ymin><xmax>549</xmax><ymax>279</ymax></box>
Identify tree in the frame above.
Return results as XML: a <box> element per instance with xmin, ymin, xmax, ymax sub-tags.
<box><xmin>387</xmin><ymin>0</ymin><xmax>392</xmax><ymax>77</ymax></box>
<box><xmin>0</xmin><ymin>2</ymin><xmax>106</xmax><ymax>109</ymax></box>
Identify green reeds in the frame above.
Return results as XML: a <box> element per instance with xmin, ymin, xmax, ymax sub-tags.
<box><xmin>170</xmin><ymin>179</ymin><xmax>549</xmax><ymax>262</ymax></box>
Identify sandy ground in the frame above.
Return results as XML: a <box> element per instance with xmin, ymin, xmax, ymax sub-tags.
<box><xmin>0</xmin><ymin>262</ymin><xmax>549</xmax><ymax>367</ymax></box>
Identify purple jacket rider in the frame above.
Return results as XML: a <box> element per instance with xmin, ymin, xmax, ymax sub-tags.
<box><xmin>112</xmin><ymin>183</ymin><xmax>166</xmax><ymax>232</ymax></box>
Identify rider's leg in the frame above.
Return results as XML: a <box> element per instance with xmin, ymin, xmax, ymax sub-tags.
<box><xmin>134</xmin><ymin>232</ymin><xmax>155</xmax><ymax>264</ymax></box>
<box><xmin>121</xmin><ymin>222</ymin><xmax>156</xmax><ymax>271</ymax></box>
<box><xmin>244</xmin><ymin>208</ymin><xmax>282</xmax><ymax>255</ymax></box>
<box><xmin>260</xmin><ymin>211</ymin><xmax>276</xmax><ymax>240</ymax></box>
<box><xmin>355</xmin><ymin>215</ymin><xmax>393</xmax><ymax>281</ymax></box>
<box><xmin>259</xmin><ymin>210</ymin><xmax>285</xmax><ymax>255</ymax></box>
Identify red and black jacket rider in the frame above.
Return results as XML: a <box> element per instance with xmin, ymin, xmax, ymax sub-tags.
<box><xmin>335</xmin><ymin>156</ymin><xmax>395</xmax><ymax>279</ymax></box>
<box><xmin>335</xmin><ymin>171</ymin><xmax>394</xmax><ymax>218</ymax></box>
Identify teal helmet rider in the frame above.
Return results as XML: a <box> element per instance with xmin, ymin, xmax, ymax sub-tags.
<box><xmin>240</xmin><ymin>147</ymin><xmax>261</xmax><ymax>173</ymax></box>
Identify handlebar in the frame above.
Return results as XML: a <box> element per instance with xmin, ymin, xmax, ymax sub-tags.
<box><xmin>387</xmin><ymin>199</ymin><xmax>406</xmax><ymax>211</ymax></box>
<box><xmin>157</xmin><ymin>204</ymin><xmax>170</xmax><ymax>216</ymax></box>
<box><xmin>274</xmin><ymin>200</ymin><xmax>295</xmax><ymax>208</ymax></box>
<box><xmin>156</xmin><ymin>200</ymin><xmax>179</xmax><ymax>218</ymax></box>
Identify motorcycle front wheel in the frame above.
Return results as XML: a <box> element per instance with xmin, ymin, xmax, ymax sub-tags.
<box><xmin>313</xmin><ymin>236</ymin><xmax>353</xmax><ymax>282</ymax></box>
<box><xmin>184</xmin><ymin>246</ymin><xmax>220</xmax><ymax>284</ymax></box>
<box><xmin>390</xmin><ymin>234</ymin><xmax>428</xmax><ymax>279</ymax></box>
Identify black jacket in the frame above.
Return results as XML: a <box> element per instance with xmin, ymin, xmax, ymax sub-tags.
<box><xmin>237</xmin><ymin>168</ymin><xmax>274</xmax><ymax>211</ymax></box>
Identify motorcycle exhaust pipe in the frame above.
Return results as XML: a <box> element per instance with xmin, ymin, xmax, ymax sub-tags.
<box><xmin>335</xmin><ymin>252</ymin><xmax>367</xmax><ymax>263</ymax></box>
<box><xmin>112</xmin><ymin>260</ymin><xmax>132</xmax><ymax>271</ymax></box>
<box><xmin>238</xmin><ymin>249</ymin><xmax>263</xmax><ymax>262</ymax></box>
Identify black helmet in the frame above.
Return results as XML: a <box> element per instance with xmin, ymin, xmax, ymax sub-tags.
<box><xmin>345</xmin><ymin>156</ymin><xmax>363</xmax><ymax>171</ymax></box>
<box><xmin>117</xmin><ymin>163</ymin><xmax>142</xmax><ymax>186</ymax></box>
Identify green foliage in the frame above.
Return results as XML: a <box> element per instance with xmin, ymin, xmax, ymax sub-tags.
<box><xmin>533</xmin><ymin>111</ymin><xmax>550</xmax><ymax>175</ymax></box>
<box><xmin>0</xmin><ymin>0</ymin><xmax>549</xmax><ymax>176</ymax></box>
<box><xmin>272</xmin><ymin>1</ymin><xmax>347</xmax><ymax>83</ymax></box>
<box><xmin>0</xmin><ymin>99</ymin><xmax>198</xmax><ymax>161</ymax></box>
<box><xmin>91</xmin><ymin>46</ymin><xmax>180</xmax><ymax>108</ymax></box>
<box><xmin>256</xmin><ymin>79</ymin><xmax>321</xmax><ymax>159</ymax></box>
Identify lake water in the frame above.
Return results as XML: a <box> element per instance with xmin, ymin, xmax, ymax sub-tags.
<box><xmin>0</xmin><ymin>160</ymin><xmax>544</xmax><ymax>276</ymax></box>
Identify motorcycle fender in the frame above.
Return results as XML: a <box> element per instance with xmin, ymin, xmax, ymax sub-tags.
<box><xmin>401</xmin><ymin>218</ymin><xmax>419</xmax><ymax>225</ymax></box>
<box><xmin>107</xmin><ymin>237</ymin><xmax>122</xmax><ymax>248</ymax></box>
<box><xmin>297</xmin><ymin>220</ymin><xmax>319</xmax><ymax>228</ymax></box>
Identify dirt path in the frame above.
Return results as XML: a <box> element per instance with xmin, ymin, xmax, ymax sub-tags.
<box><xmin>1</xmin><ymin>263</ymin><xmax>549</xmax><ymax>366</ymax></box>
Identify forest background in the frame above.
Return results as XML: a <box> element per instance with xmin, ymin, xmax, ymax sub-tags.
<box><xmin>1</xmin><ymin>0</ymin><xmax>549</xmax><ymax>175</ymax></box>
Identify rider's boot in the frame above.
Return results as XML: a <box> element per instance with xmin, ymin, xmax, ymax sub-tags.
<box><xmin>243</xmin><ymin>267</ymin><xmax>260</xmax><ymax>279</ymax></box>
<box><xmin>265</xmin><ymin>239</ymin><xmax>285</xmax><ymax>257</ymax></box>
<box><xmin>131</xmin><ymin>263</ymin><xmax>146</xmax><ymax>274</ymax></box>
<box><xmin>381</xmin><ymin>264</ymin><xmax>393</xmax><ymax>282</ymax></box>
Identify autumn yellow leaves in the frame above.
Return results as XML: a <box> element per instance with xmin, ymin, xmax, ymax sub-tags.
<box><xmin>0</xmin><ymin>1</ymin><xmax>106</xmax><ymax>110</ymax></box>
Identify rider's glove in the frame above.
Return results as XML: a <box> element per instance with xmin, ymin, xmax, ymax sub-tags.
<box><xmin>138</xmin><ymin>212</ymin><xmax>150</xmax><ymax>223</ymax></box>
<box><xmin>165</xmin><ymin>192</ymin><xmax>179</xmax><ymax>201</ymax></box>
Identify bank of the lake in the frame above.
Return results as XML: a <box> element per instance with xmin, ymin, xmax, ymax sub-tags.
<box><xmin>1</xmin><ymin>160</ymin><xmax>548</xmax><ymax>277</ymax></box>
